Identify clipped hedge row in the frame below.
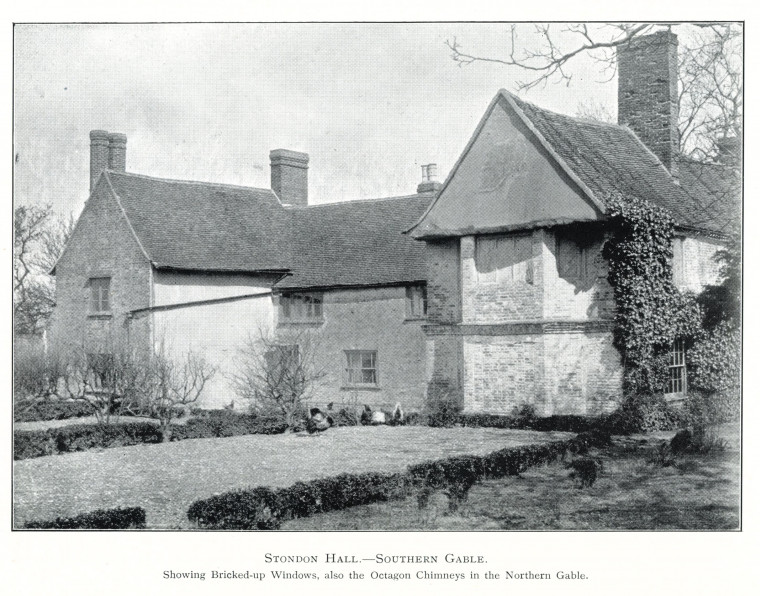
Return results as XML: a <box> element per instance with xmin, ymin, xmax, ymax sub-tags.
<box><xmin>188</xmin><ymin>471</ymin><xmax>407</xmax><ymax>530</ymax></box>
<box><xmin>456</xmin><ymin>413</ymin><xmax>598</xmax><ymax>433</ymax></box>
<box><xmin>14</xmin><ymin>422</ymin><xmax>163</xmax><ymax>460</ymax></box>
<box><xmin>14</xmin><ymin>399</ymin><xmax>95</xmax><ymax>423</ymax></box>
<box><xmin>23</xmin><ymin>507</ymin><xmax>146</xmax><ymax>529</ymax></box>
<box><xmin>171</xmin><ymin>411</ymin><xmax>287</xmax><ymax>440</ymax></box>
<box><xmin>188</xmin><ymin>433</ymin><xmax>605</xmax><ymax>530</ymax></box>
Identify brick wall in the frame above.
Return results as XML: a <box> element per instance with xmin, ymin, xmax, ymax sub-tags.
<box><xmin>425</xmin><ymin>239</ymin><xmax>461</xmax><ymax>324</ymax></box>
<box><xmin>50</xmin><ymin>177</ymin><xmax>152</xmax><ymax>357</ymax></box>
<box><xmin>674</xmin><ymin>234</ymin><xmax>724</xmax><ymax>293</ymax></box>
<box><xmin>275</xmin><ymin>286</ymin><xmax>428</xmax><ymax>413</ymax></box>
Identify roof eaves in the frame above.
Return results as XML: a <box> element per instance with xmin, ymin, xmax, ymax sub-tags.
<box><xmin>500</xmin><ymin>91</ymin><xmax>608</xmax><ymax>215</ymax></box>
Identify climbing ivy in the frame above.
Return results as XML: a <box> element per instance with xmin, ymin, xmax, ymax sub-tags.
<box><xmin>603</xmin><ymin>194</ymin><xmax>702</xmax><ymax>395</ymax></box>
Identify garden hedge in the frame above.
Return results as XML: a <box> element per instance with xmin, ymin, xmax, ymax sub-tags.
<box><xmin>14</xmin><ymin>399</ymin><xmax>95</xmax><ymax>423</ymax></box>
<box><xmin>23</xmin><ymin>507</ymin><xmax>146</xmax><ymax>529</ymax></box>
<box><xmin>187</xmin><ymin>433</ymin><xmax>605</xmax><ymax>530</ymax></box>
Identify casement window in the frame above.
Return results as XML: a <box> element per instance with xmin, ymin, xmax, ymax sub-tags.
<box><xmin>557</xmin><ymin>237</ymin><xmax>594</xmax><ymax>280</ymax></box>
<box><xmin>280</xmin><ymin>293</ymin><xmax>323</xmax><ymax>321</ymax></box>
<box><xmin>406</xmin><ymin>285</ymin><xmax>428</xmax><ymax>319</ymax></box>
<box><xmin>89</xmin><ymin>277</ymin><xmax>111</xmax><ymax>312</ymax></box>
<box><xmin>672</xmin><ymin>237</ymin><xmax>686</xmax><ymax>287</ymax></box>
<box><xmin>475</xmin><ymin>234</ymin><xmax>533</xmax><ymax>284</ymax></box>
<box><xmin>666</xmin><ymin>339</ymin><xmax>687</xmax><ymax>395</ymax></box>
<box><xmin>345</xmin><ymin>350</ymin><xmax>378</xmax><ymax>386</ymax></box>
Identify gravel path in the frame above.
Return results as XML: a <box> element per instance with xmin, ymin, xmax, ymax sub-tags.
<box><xmin>13</xmin><ymin>426</ymin><xmax>571</xmax><ymax>529</ymax></box>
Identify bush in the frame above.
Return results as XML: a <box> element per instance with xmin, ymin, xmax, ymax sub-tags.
<box><xmin>598</xmin><ymin>394</ymin><xmax>685</xmax><ymax>435</ymax></box>
<box><xmin>171</xmin><ymin>410</ymin><xmax>287</xmax><ymax>440</ymax></box>
<box><xmin>23</xmin><ymin>507</ymin><xmax>146</xmax><ymax>529</ymax></box>
<box><xmin>14</xmin><ymin>422</ymin><xmax>163</xmax><ymax>460</ymax></box>
<box><xmin>14</xmin><ymin>399</ymin><xmax>94</xmax><ymax>423</ymax></box>
<box><xmin>187</xmin><ymin>471</ymin><xmax>407</xmax><ymax>530</ymax></box>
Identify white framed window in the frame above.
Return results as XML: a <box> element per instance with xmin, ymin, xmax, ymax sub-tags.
<box><xmin>666</xmin><ymin>339</ymin><xmax>687</xmax><ymax>395</ymax></box>
<box><xmin>475</xmin><ymin>234</ymin><xmax>533</xmax><ymax>284</ymax></box>
<box><xmin>345</xmin><ymin>350</ymin><xmax>378</xmax><ymax>386</ymax></box>
<box><xmin>89</xmin><ymin>277</ymin><xmax>111</xmax><ymax>312</ymax></box>
<box><xmin>406</xmin><ymin>285</ymin><xmax>427</xmax><ymax>319</ymax></box>
<box><xmin>280</xmin><ymin>293</ymin><xmax>323</xmax><ymax>321</ymax></box>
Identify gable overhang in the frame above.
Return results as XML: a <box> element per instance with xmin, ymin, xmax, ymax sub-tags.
<box><xmin>405</xmin><ymin>90</ymin><xmax>607</xmax><ymax>240</ymax></box>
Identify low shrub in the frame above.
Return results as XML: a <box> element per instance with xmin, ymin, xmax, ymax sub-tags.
<box><xmin>187</xmin><ymin>471</ymin><xmax>407</xmax><ymax>530</ymax></box>
<box><xmin>686</xmin><ymin>390</ymin><xmax>740</xmax><ymax>427</ymax></box>
<box><xmin>14</xmin><ymin>399</ymin><xmax>94</xmax><ymax>423</ymax></box>
<box><xmin>171</xmin><ymin>410</ymin><xmax>287</xmax><ymax>440</ymax></box>
<box><xmin>14</xmin><ymin>422</ymin><xmax>163</xmax><ymax>460</ymax></box>
<box><xmin>597</xmin><ymin>394</ymin><xmax>685</xmax><ymax>435</ymax></box>
<box><xmin>23</xmin><ymin>507</ymin><xmax>146</xmax><ymax>529</ymax></box>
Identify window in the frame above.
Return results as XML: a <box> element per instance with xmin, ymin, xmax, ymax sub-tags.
<box><xmin>666</xmin><ymin>339</ymin><xmax>687</xmax><ymax>394</ymax></box>
<box><xmin>475</xmin><ymin>235</ymin><xmax>533</xmax><ymax>284</ymax></box>
<box><xmin>280</xmin><ymin>293</ymin><xmax>323</xmax><ymax>321</ymax></box>
<box><xmin>406</xmin><ymin>285</ymin><xmax>427</xmax><ymax>319</ymax></box>
<box><xmin>345</xmin><ymin>350</ymin><xmax>378</xmax><ymax>386</ymax></box>
<box><xmin>90</xmin><ymin>277</ymin><xmax>111</xmax><ymax>312</ymax></box>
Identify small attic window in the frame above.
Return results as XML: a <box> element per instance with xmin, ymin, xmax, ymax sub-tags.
<box><xmin>280</xmin><ymin>292</ymin><xmax>323</xmax><ymax>322</ymax></box>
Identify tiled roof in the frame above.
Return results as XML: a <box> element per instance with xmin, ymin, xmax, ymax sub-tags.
<box><xmin>107</xmin><ymin>171</ymin><xmax>291</xmax><ymax>272</ymax></box>
<box><xmin>409</xmin><ymin>91</ymin><xmax>738</xmax><ymax>238</ymax></box>
<box><xmin>676</xmin><ymin>158</ymin><xmax>741</xmax><ymax>235</ymax></box>
<box><xmin>279</xmin><ymin>195</ymin><xmax>432</xmax><ymax>290</ymax></box>
<box><xmin>103</xmin><ymin>170</ymin><xmax>432</xmax><ymax>288</ymax></box>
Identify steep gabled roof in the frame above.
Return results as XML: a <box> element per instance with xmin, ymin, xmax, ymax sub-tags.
<box><xmin>408</xmin><ymin>90</ymin><xmax>737</xmax><ymax>238</ymax></box>
<box><xmin>279</xmin><ymin>195</ymin><xmax>433</xmax><ymax>290</ymax></box>
<box><xmin>106</xmin><ymin>170</ymin><xmax>291</xmax><ymax>273</ymax></box>
<box><xmin>89</xmin><ymin>170</ymin><xmax>431</xmax><ymax>289</ymax></box>
<box><xmin>676</xmin><ymin>158</ymin><xmax>741</xmax><ymax>235</ymax></box>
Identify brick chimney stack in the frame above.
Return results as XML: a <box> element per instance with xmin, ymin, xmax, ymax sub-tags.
<box><xmin>270</xmin><ymin>149</ymin><xmax>309</xmax><ymax>206</ymax></box>
<box><xmin>90</xmin><ymin>130</ymin><xmax>127</xmax><ymax>191</ymax></box>
<box><xmin>617</xmin><ymin>31</ymin><xmax>680</xmax><ymax>175</ymax></box>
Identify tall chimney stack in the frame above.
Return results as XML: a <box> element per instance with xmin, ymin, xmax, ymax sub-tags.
<box><xmin>108</xmin><ymin>132</ymin><xmax>127</xmax><ymax>172</ymax></box>
<box><xmin>270</xmin><ymin>149</ymin><xmax>309</xmax><ymax>206</ymax></box>
<box><xmin>417</xmin><ymin>163</ymin><xmax>442</xmax><ymax>195</ymax></box>
<box><xmin>89</xmin><ymin>130</ymin><xmax>110</xmax><ymax>191</ymax></box>
<box><xmin>617</xmin><ymin>31</ymin><xmax>680</xmax><ymax>175</ymax></box>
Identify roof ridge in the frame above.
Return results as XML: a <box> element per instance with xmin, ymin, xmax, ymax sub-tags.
<box><xmin>287</xmin><ymin>193</ymin><xmax>429</xmax><ymax>209</ymax></box>
<box><xmin>105</xmin><ymin>169</ymin><xmax>277</xmax><ymax>196</ymax></box>
<box><xmin>501</xmin><ymin>89</ymin><xmax>625</xmax><ymax>131</ymax></box>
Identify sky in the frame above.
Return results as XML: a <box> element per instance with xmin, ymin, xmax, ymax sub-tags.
<box><xmin>12</xmin><ymin>23</ymin><xmax>664</xmax><ymax>217</ymax></box>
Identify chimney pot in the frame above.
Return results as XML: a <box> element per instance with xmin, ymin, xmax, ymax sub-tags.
<box><xmin>270</xmin><ymin>149</ymin><xmax>309</xmax><ymax>206</ymax></box>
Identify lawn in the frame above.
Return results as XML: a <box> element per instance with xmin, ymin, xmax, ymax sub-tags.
<box><xmin>281</xmin><ymin>424</ymin><xmax>741</xmax><ymax>531</ymax></box>
<box><xmin>13</xmin><ymin>425</ymin><xmax>571</xmax><ymax>529</ymax></box>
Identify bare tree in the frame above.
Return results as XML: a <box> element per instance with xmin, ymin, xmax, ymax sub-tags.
<box><xmin>14</xmin><ymin>204</ymin><xmax>74</xmax><ymax>335</ymax></box>
<box><xmin>61</xmin><ymin>345</ymin><xmax>150</xmax><ymax>425</ymax></box>
<box><xmin>232</xmin><ymin>331</ymin><xmax>325</xmax><ymax>428</ymax></box>
<box><xmin>446</xmin><ymin>23</ymin><xmax>742</xmax><ymax>161</ymax></box>
<box><xmin>143</xmin><ymin>345</ymin><xmax>216</xmax><ymax>440</ymax></box>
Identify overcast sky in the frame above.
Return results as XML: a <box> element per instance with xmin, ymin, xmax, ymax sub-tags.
<box><xmin>14</xmin><ymin>23</ymin><xmax>632</xmax><ymax>216</ymax></box>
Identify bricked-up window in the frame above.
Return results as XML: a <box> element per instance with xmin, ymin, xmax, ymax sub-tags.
<box><xmin>666</xmin><ymin>339</ymin><xmax>687</xmax><ymax>394</ymax></box>
<box><xmin>86</xmin><ymin>353</ymin><xmax>114</xmax><ymax>389</ymax></box>
<box><xmin>406</xmin><ymin>285</ymin><xmax>427</xmax><ymax>319</ymax></box>
<box><xmin>475</xmin><ymin>234</ymin><xmax>533</xmax><ymax>284</ymax></box>
<box><xmin>89</xmin><ymin>277</ymin><xmax>111</xmax><ymax>312</ymax></box>
<box><xmin>280</xmin><ymin>293</ymin><xmax>323</xmax><ymax>321</ymax></box>
<box><xmin>345</xmin><ymin>350</ymin><xmax>378</xmax><ymax>386</ymax></box>
<box><xmin>556</xmin><ymin>235</ymin><xmax>597</xmax><ymax>282</ymax></box>
<box><xmin>264</xmin><ymin>344</ymin><xmax>300</xmax><ymax>378</ymax></box>
<box><xmin>672</xmin><ymin>237</ymin><xmax>685</xmax><ymax>286</ymax></box>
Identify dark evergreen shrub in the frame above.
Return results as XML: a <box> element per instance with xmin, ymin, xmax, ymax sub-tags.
<box><xmin>23</xmin><ymin>507</ymin><xmax>146</xmax><ymax>529</ymax></box>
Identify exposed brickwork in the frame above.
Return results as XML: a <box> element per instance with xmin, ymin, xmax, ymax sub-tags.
<box><xmin>618</xmin><ymin>31</ymin><xmax>680</xmax><ymax>172</ymax></box>
<box><xmin>50</xmin><ymin>179</ymin><xmax>152</xmax><ymax>357</ymax></box>
<box><xmin>270</xmin><ymin>149</ymin><xmax>308</xmax><ymax>206</ymax></box>
<box><xmin>276</xmin><ymin>286</ymin><xmax>428</xmax><ymax>413</ymax></box>
<box><xmin>676</xmin><ymin>234</ymin><xmax>723</xmax><ymax>293</ymax></box>
<box><xmin>425</xmin><ymin>239</ymin><xmax>461</xmax><ymax>324</ymax></box>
